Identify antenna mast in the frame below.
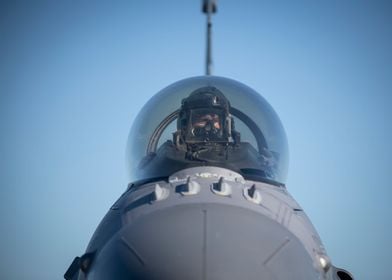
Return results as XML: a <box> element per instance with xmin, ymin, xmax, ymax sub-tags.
<box><xmin>202</xmin><ymin>0</ymin><xmax>217</xmax><ymax>75</ymax></box>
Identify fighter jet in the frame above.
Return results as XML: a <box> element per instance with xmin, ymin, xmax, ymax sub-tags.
<box><xmin>65</xmin><ymin>1</ymin><xmax>354</xmax><ymax>280</ymax></box>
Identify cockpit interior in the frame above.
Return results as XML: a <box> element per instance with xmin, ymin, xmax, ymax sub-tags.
<box><xmin>127</xmin><ymin>76</ymin><xmax>288</xmax><ymax>186</ymax></box>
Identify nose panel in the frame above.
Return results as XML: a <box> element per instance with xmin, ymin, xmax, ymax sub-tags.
<box><xmin>87</xmin><ymin>204</ymin><xmax>319</xmax><ymax>280</ymax></box>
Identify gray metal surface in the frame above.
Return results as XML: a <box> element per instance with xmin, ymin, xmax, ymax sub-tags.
<box><xmin>68</xmin><ymin>166</ymin><xmax>353</xmax><ymax>280</ymax></box>
<box><xmin>87</xmin><ymin>204</ymin><xmax>318</xmax><ymax>280</ymax></box>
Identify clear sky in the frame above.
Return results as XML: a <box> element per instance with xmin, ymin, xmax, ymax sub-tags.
<box><xmin>0</xmin><ymin>0</ymin><xmax>391</xmax><ymax>279</ymax></box>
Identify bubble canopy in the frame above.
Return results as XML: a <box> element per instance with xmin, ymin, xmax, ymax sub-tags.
<box><xmin>127</xmin><ymin>76</ymin><xmax>289</xmax><ymax>185</ymax></box>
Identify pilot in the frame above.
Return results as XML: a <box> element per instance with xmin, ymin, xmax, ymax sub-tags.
<box><xmin>174</xmin><ymin>86</ymin><xmax>238</xmax><ymax>151</ymax></box>
<box><xmin>191</xmin><ymin>111</ymin><xmax>222</xmax><ymax>138</ymax></box>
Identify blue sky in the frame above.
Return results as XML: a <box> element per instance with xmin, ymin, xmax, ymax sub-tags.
<box><xmin>0</xmin><ymin>1</ymin><xmax>391</xmax><ymax>279</ymax></box>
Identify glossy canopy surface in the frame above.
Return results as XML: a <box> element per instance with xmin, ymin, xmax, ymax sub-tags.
<box><xmin>127</xmin><ymin>76</ymin><xmax>289</xmax><ymax>185</ymax></box>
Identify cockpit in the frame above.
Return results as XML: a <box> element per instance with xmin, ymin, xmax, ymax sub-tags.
<box><xmin>127</xmin><ymin>76</ymin><xmax>289</xmax><ymax>186</ymax></box>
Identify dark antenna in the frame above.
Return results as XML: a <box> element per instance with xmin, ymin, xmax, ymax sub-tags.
<box><xmin>202</xmin><ymin>0</ymin><xmax>217</xmax><ymax>75</ymax></box>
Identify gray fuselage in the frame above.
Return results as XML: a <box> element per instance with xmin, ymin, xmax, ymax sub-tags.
<box><xmin>73</xmin><ymin>166</ymin><xmax>349</xmax><ymax>280</ymax></box>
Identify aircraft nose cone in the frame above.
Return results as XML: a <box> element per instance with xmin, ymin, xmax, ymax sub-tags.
<box><xmin>87</xmin><ymin>204</ymin><xmax>319</xmax><ymax>280</ymax></box>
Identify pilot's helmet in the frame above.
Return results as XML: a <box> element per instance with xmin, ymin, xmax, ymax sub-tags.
<box><xmin>178</xmin><ymin>87</ymin><xmax>231</xmax><ymax>144</ymax></box>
